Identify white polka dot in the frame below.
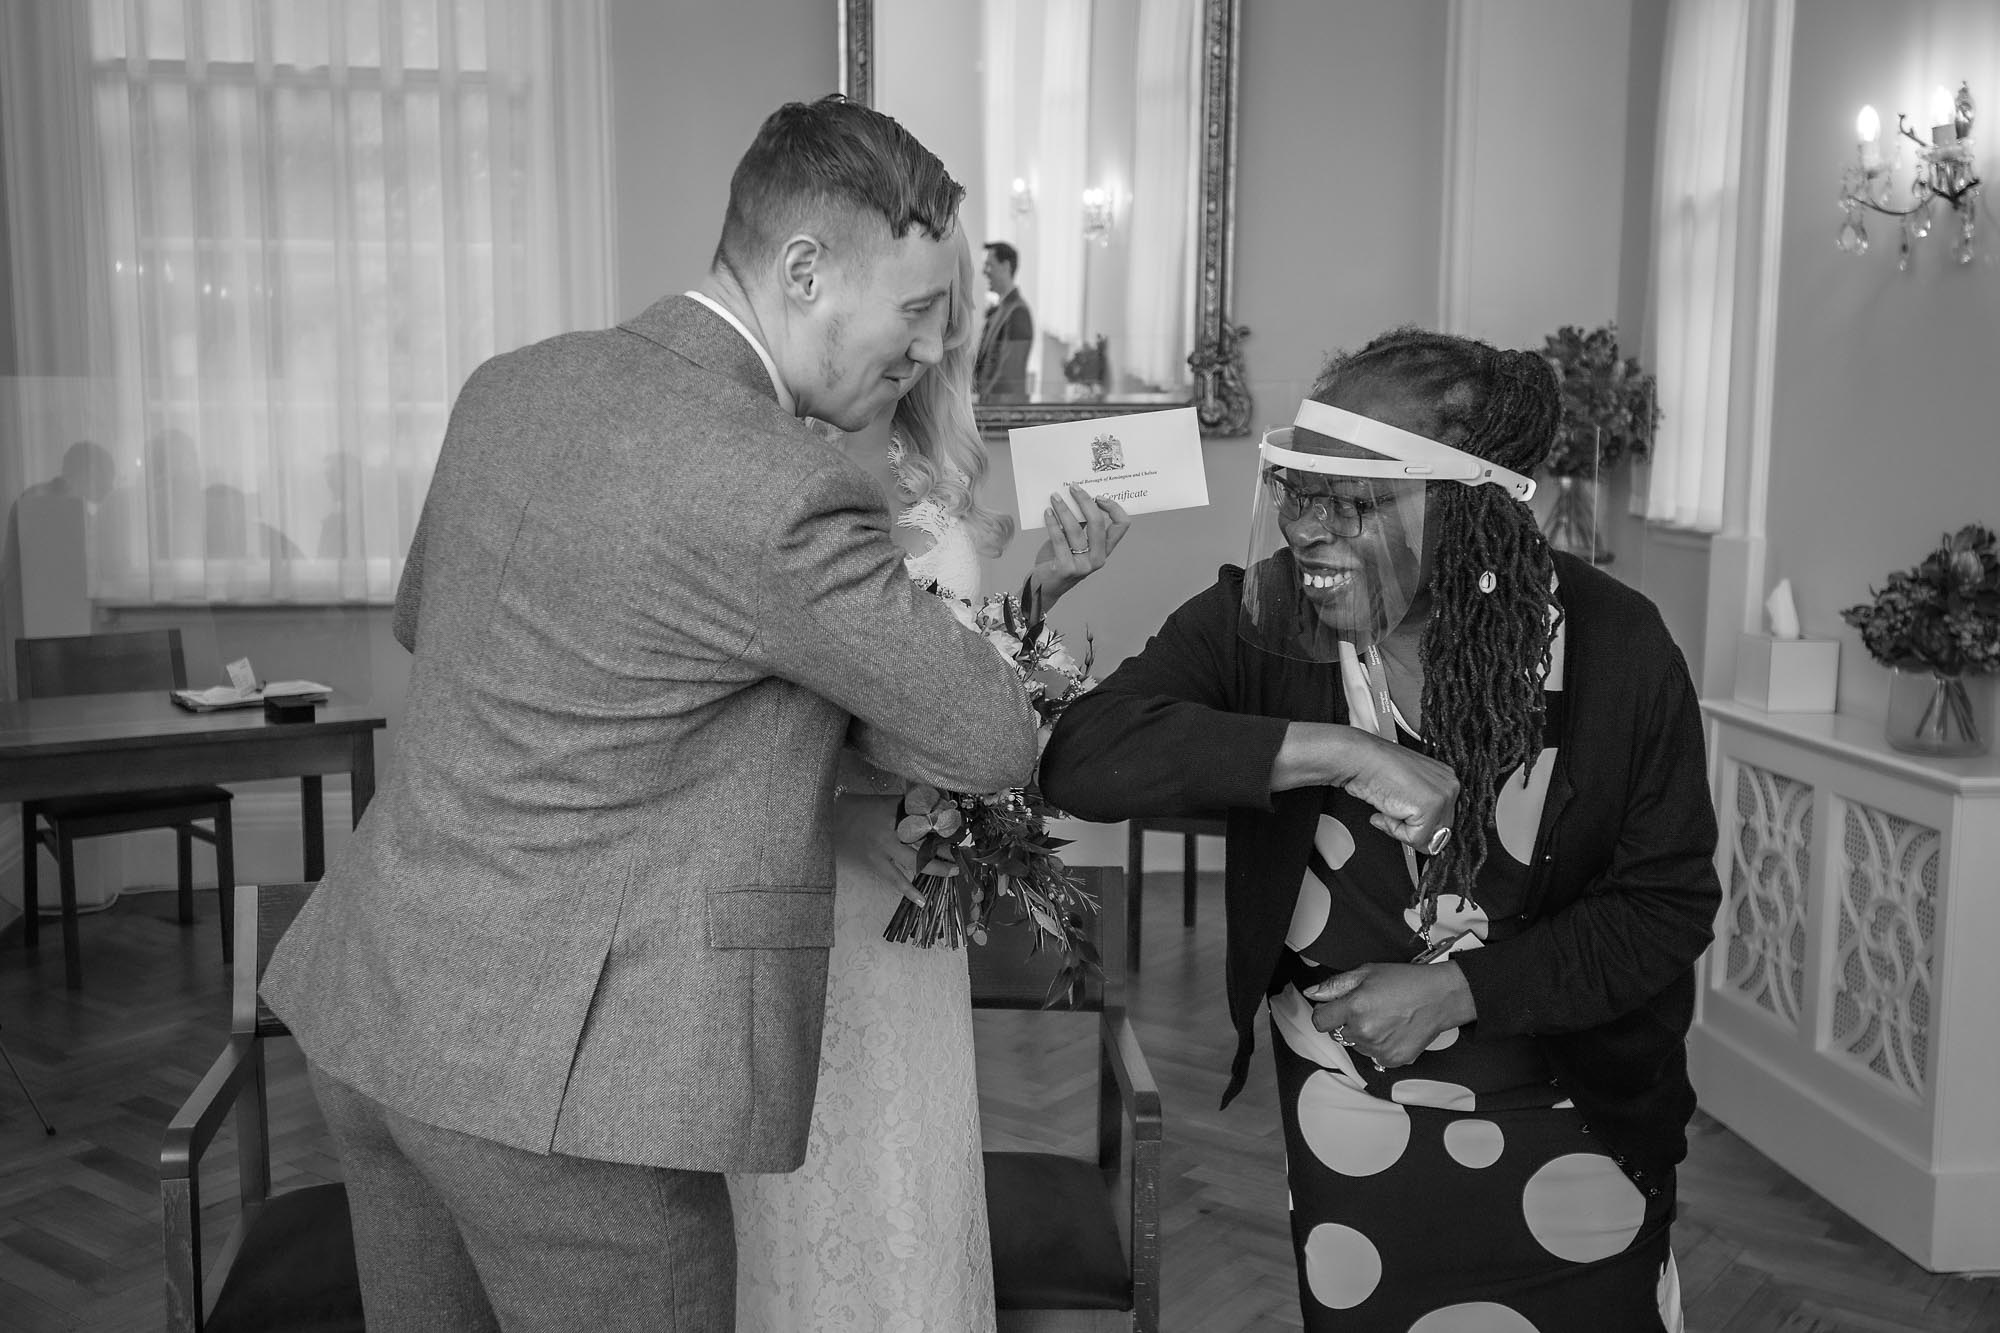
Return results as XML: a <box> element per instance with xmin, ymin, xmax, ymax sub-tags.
<box><xmin>1302</xmin><ymin>1223</ymin><xmax>1382</xmax><ymax>1310</ymax></box>
<box><xmin>1408</xmin><ymin>1301</ymin><xmax>1542</xmax><ymax>1332</ymax></box>
<box><xmin>1271</xmin><ymin>986</ymin><xmax>1363</xmax><ymax>1078</ymax></box>
<box><xmin>1315</xmin><ymin>815</ymin><xmax>1357</xmax><ymax>869</ymax></box>
<box><xmin>1389</xmin><ymin>1079</ymin><xmax>1477</xmax><ymax>1111</ymax></box>
<box><xmin>1425</xmin><ymin>1026</ymin><xmax>1460</xmax><ymax>1051</ymax></box>
<box><xmin>1494</xmin><ymin>748</ymin><xmax>1558</xmax><ymax>864</ymax></box>
<box><xmin>1286</xmin><ymin>868</ymin><xmax>1332</xmax><ymax>950</ymax></box>
<box><xmin>1522</xmin><ymin>1153</ymin><xmax>1648</xmax><ymax>1263</ymax></box>
<box><xmin>1298</xmin><ymin>1071</ymin><xmax>1410</xmax><ymax>1176</ymax></box>
<box><xmin>1658</xmin><ymin>1253</ymin><xmax>1685</xmax><ymax>1331</ymax></box>
<box><xmin>1443</xmin><ymin>1118</ymin><xmax>1505</xmax><ymax>1168</ymax></box>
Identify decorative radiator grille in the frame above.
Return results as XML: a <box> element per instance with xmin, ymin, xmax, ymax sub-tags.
<box><xmin>1721</xmin><ymin>763</ymin><xmax>1812</xmax><ymax>1028</ymax></box>
<box><xmin>1831</xmin><ymin>801</ymin><xmax>1938</xmax><ymax>1100</ymax></box>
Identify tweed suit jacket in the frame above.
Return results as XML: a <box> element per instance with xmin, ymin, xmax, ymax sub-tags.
<box><xmin>263</xmin><ymin>295</ymin><xmax>1039</xmax><ymax>1172</ymax></box>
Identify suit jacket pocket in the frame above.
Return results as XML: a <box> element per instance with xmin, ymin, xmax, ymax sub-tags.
<box><xmin>706</xmin><ymin>887</ymin><xmax>835</xmax><ymax>950</ymax></box>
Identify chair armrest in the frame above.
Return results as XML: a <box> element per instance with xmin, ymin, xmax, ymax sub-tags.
<box><xmin>1101</xmin><ymin>1016</ymin><xmax>1162</xmax><ymax>1140</ymax></box>
<box><xmin>1102</xmin><ymin>1014</ymin><xmax>1162</xmax><ymax>1332</ymax></box>
<box><xmin>162</xmin><ymin>1035</ymin><xmax>259</xmax><ymax>1181</ymax></box>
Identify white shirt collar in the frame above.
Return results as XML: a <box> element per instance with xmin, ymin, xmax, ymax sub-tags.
<box><xmin>684</xmin><ymin>290</ymin><xmax>795</xmax><ymax>415</ymax></box>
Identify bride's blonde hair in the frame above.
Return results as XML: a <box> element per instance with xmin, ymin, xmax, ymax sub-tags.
<box><xmin>891</xmin><ymin>230</ymin><xmax>1016</xmax><ymax>559</ymax></box>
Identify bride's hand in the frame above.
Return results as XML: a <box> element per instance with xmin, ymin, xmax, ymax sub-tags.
<box><xmin>1028</xmin><ymin>484</ymin><xmax>1130</xmax><ymax>615</ymax></box>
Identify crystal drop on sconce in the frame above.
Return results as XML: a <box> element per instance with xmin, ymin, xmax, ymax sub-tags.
<box><xmin>1836</xmin><ymin>210</ymin><xmax>1869</xmax><ymax>255</ymax></box>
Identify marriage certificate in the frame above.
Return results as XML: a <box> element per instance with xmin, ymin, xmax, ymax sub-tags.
<box><xmin>1009</xmin><ymin>406</ymin><xmax>1209</xmax><ymax>529</ymax></box>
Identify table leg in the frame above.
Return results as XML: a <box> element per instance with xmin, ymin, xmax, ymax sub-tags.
<box><xmin>350</xmin><ymin>732</ymin><xmax>377</xmax><ymax>823</ymax></box>
<box><xmin>301</xmin><ymin>775</ymin><xmax>325</xmax><ymax>883</ymax></box>
<box><xmin>1126</xmin><ymin>822</ymin><xmax>1145</xmax><ymax>975</ymax></box>
<box><xmin>1183</xmin><ymin>832</ymin><xmax>1199</xmax><ymax>928</ymax></box>
<box><xmin>57</xmin><ymin>829</ymin><xmax>81</xmax><ymax>991</ymax></box>
<box><xmin>20</xmin><ymin>807</ymin><xmax>38</xmax><ymax>949</ymax></box>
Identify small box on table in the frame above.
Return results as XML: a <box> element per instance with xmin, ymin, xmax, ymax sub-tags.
<box><xmin>1734</xmin><ymin>634</ymin><xmax>1839</xmax><ymax>713</ymax></box>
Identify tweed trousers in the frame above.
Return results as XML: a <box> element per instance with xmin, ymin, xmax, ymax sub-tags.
<box><xmin>309</xmin><ymin>1064</ymin><xmax>735</xmax><ymax>1332</ymax></box>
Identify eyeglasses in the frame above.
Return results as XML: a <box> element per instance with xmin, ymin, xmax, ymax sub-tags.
<box><xmin>1262</xmin><ymin>467</ymin><xmax>1379</xmax><ymax>537</ymax></box>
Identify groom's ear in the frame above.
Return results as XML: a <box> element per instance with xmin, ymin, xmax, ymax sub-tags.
<box><xmin>779</xmin><ymin>234</ymin><xmax>825</xmax><ymax>307</ymax></box>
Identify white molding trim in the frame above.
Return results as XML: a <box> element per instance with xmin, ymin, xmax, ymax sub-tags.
<box><xmin>1438</xmin><ymin>0</ymin><xmax>1481</xmax><ymax>333</ymax></box>
<box><xmin>1742</xmin><ymin>0</ymin><xmax>1794</xmax><ymax>552</ymax></box>
<box><xmin>1702</xmin><ymin>0</ymin><xmax>1793</xmax><ymax>701</ymax></box>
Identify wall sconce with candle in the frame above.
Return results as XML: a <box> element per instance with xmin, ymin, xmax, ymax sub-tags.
<box><xmin>1838</xmin><ymin>82</ymin><xmax>1981</xmax><ymax>268</ymax></box>
<box><xmin>1010</xmin><ymin>176</ymin><xmax>1035</xmax><ymax>219</ymax></box>
<box><xmin>1081</xmin><ymin>186</ymin><xmax>1117</xmax><ymax>246</ymax></box>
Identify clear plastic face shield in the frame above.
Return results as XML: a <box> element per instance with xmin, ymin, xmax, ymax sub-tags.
<box><xmin>1240</xmin><ymin>400</ymin><xmax>1537</xmax><ymax>660</ymax></box>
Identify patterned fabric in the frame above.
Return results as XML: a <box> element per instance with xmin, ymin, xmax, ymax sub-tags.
<box><xmin>891</xmin><ymin>438</ymin><xmax>985</xmax><ymax>604</ymax></box>
<box><xmin>1267</xmin><ymin>616</ymin><xmax>1684</xmax><ymax>1331</ymax></box>
<box><xmin>729</xmin><ymin>447</ymin><xmax>996</xmax><ymax>1333</ymax></box>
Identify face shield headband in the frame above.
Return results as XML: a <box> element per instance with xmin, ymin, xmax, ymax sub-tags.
<box><xmin>1237</xmin><ymin>401</ymin><xmax>1537</xmax><ymax>660</ymax></box>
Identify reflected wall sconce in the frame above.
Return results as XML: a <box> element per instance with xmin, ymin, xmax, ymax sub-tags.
<box><xmin>1010</xmin><ymin>176</ymin><xmax>1035</xmax><ymax>218</ymax></box>
<box><xmin>1081</xmin><ymin>186</ymin><xmax>1116</xmax><ymax>246</ymax></box>
<box><xmin>1838</xmin><ymin>82</ymin><xmax>1981</xmax><ymax>268</ymax></box>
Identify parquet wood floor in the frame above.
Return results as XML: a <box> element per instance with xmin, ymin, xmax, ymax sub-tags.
<box><xmin>4</xmin><ymin>880</ymin><xmax>1998</xmax><ymax>1331</ymax></box>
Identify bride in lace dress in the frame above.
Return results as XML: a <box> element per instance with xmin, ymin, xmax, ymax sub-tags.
<box><xmin>728</xmin><ymin>234</ymin><xmax>1128</xmax><ymax>1332</ymax></box>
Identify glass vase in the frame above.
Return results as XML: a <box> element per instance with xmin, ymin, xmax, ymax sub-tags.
<box><xmin>1885</xmin><ymin>667</ymin><xmax>1991</xmax><ymax>758</ymax></box>
<box><xmin>1539</xmin><ymin>475</ymin><xmax>1612</xmax><ymax>564</ymax></box>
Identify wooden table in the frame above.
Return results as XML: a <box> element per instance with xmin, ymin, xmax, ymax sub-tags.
<box><xmin>0</xmin><ymin>690</ymin><xmax>386</xmax><ymax>897</ymax></box>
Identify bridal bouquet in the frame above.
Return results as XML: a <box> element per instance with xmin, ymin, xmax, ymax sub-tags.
<box><xmin>884</xmin><ymin>587</ymin><xmax>1102</xmax><ymax>1003</ymax></box>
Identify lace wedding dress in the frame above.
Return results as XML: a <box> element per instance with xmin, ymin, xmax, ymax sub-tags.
<box><xmin>729</xmin><ymin>442</ymin><xmax>996</xmax><ymax>1333</ymax></box>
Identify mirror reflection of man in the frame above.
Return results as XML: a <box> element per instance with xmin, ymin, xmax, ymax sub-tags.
<box><xmin>975</xmin><ymin>241</ymin><xmax>1034</xmax><ymax>402</ymax></box>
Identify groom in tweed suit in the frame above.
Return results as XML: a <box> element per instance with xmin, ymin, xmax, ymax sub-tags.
<box><xmin>263</xmin><ymin>98</ymin><xmax>1037</xmax><ymax>1331</ymax></box>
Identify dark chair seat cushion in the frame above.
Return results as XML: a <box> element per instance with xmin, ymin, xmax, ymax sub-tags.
<box><xmin>206</xmin><ymin>1182</ymin><xmax>364</xmax><ymax>1333</ymax></box>
<box><xmin>30</xmin><ymin>785</ymin><xmax>232</xmax><ymax>822</ymax></box>
<box><xmin>986</xmin><ymin>1151</ymin><xmax>1131</xmax><ymax>1311</ymax></box>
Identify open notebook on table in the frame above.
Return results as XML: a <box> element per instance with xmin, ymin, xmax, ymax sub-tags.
<box><xmin>170</xmin><ymin>681</ymin><xmax>332</xmax><ymax>713</ymax></box>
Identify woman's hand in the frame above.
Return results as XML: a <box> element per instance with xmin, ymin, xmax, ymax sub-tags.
<box><xmin>1305</xmin><ymin>962</ymin><xmax>1477</xmax><ymax>1069</ymax></box>
<box><xmin>1270</xmin><ymin>722</ymin><xmax>1459</xmax><ymax>855</ymax></box>
<box><xmin>1027</xmin><ymin>484</ymin><xmax>1130</xmax><ymax>615</ymax></box>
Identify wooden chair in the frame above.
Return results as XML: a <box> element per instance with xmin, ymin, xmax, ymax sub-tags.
<box><xmin>16</xmin><ymin>629</ymin><xmax>236</xmax><ymax>989</ymax></box>
<box><xmin>973</xmin><ymin>865</ymin><xmax>1162</xmax><ymax>1333</ymax></box>
<box><xmin>1123</xmin><ymin>813</ymin><xmax>1226</xmax><ymax>972</ymax></box>
<box><xmin>162</xmin><ymin>882</ymin><xmax>363</xmax><ymax>1333</ymax></box>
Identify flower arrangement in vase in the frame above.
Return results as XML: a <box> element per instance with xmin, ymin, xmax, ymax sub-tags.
<box><xmin>1538</xmin><ymin>323</ymin><xmax>1660</xmax><ymax>564</ymax></box>
<box><xmin>1839</xmin><ymin>523</ymin><xmax>2000</xmax><ymax>756</ymax></box>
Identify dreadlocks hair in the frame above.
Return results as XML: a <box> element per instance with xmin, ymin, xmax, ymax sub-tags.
<box><xmin>1310</xmin><ymin>328</ymin><xmax>1562</xmax><ymax>919</ymax></box>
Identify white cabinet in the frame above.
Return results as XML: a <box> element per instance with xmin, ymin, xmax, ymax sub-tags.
<box><xmin>1695</xmin><ymin>700</ymin><xmax>2000</xmax><ymax>1272</ymax></box>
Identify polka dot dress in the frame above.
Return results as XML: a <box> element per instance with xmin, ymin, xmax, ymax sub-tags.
<box><xmin>1267</xmin><ymin>626</ymin><xmax>1682</xmax><ymax>1331</ymax></box>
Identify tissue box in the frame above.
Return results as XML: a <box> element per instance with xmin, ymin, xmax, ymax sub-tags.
<box><xmin>1734</xmin><ymin>634</ymin><xmax>1839</xmax><ymax>712</ymax></box>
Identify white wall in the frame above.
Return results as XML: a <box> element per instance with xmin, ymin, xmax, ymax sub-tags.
<box><xmin>1446</xmin><ymin>0</ymin><xmax>1636</xmax><ymax>351</ymax></box>
<box><xmin>1763</xmin><ymin>0</ymin><xmax>2000</xmax><ymax>718</ymax></box>
<box><xmin>606</xmin><ymin>0</ymin><xmax>837</xmax><ymax>316</ymax></box>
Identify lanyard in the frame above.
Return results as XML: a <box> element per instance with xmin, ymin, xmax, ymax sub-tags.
<box><xmin>1361</xmin><ymin>643</ymin><xmax>1456</xmax><ymax>957</ymax></box>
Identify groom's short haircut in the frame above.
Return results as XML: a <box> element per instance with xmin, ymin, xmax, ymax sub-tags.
<box><xmin>713</xmin><ymin>95</ymin><xmax>964</xmax><ymax>282</ymax></box>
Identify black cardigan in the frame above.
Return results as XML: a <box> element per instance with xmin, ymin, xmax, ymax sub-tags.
<box><xmin>1040</xmin><ymin>553</ymin><xmax>1722</xmax><ymax>1183</ymax></box>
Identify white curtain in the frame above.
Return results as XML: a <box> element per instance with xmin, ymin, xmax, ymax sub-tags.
<box><xmin>1031</xmin><ymin>0</ymin><xmax>1091</xmax><ymax>349</ymax></box>
<box><xmin>1647</xmin><ymin>0</ymin><xmax>1752</xmax><ymax>531</ymax></box>
<box><xmin>1121</xmin><ymin>0</ymin><xmax>1199</xmax><ymax>391</ymax></box>
<box><xmin>2</xmin><ymin>0</ymin><xmax>611</xmax><ymax>606</ymax></box>
<box><xmin>982</xmin><ymin>0</ymin><xmax>1020</xmax><ymax>248</ymax></box>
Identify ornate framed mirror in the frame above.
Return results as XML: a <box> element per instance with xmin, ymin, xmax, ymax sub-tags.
<box><xmin>841</xmin><ymin>0</ymin><xmax>1250</xmax><ymax>435</ymax></box>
